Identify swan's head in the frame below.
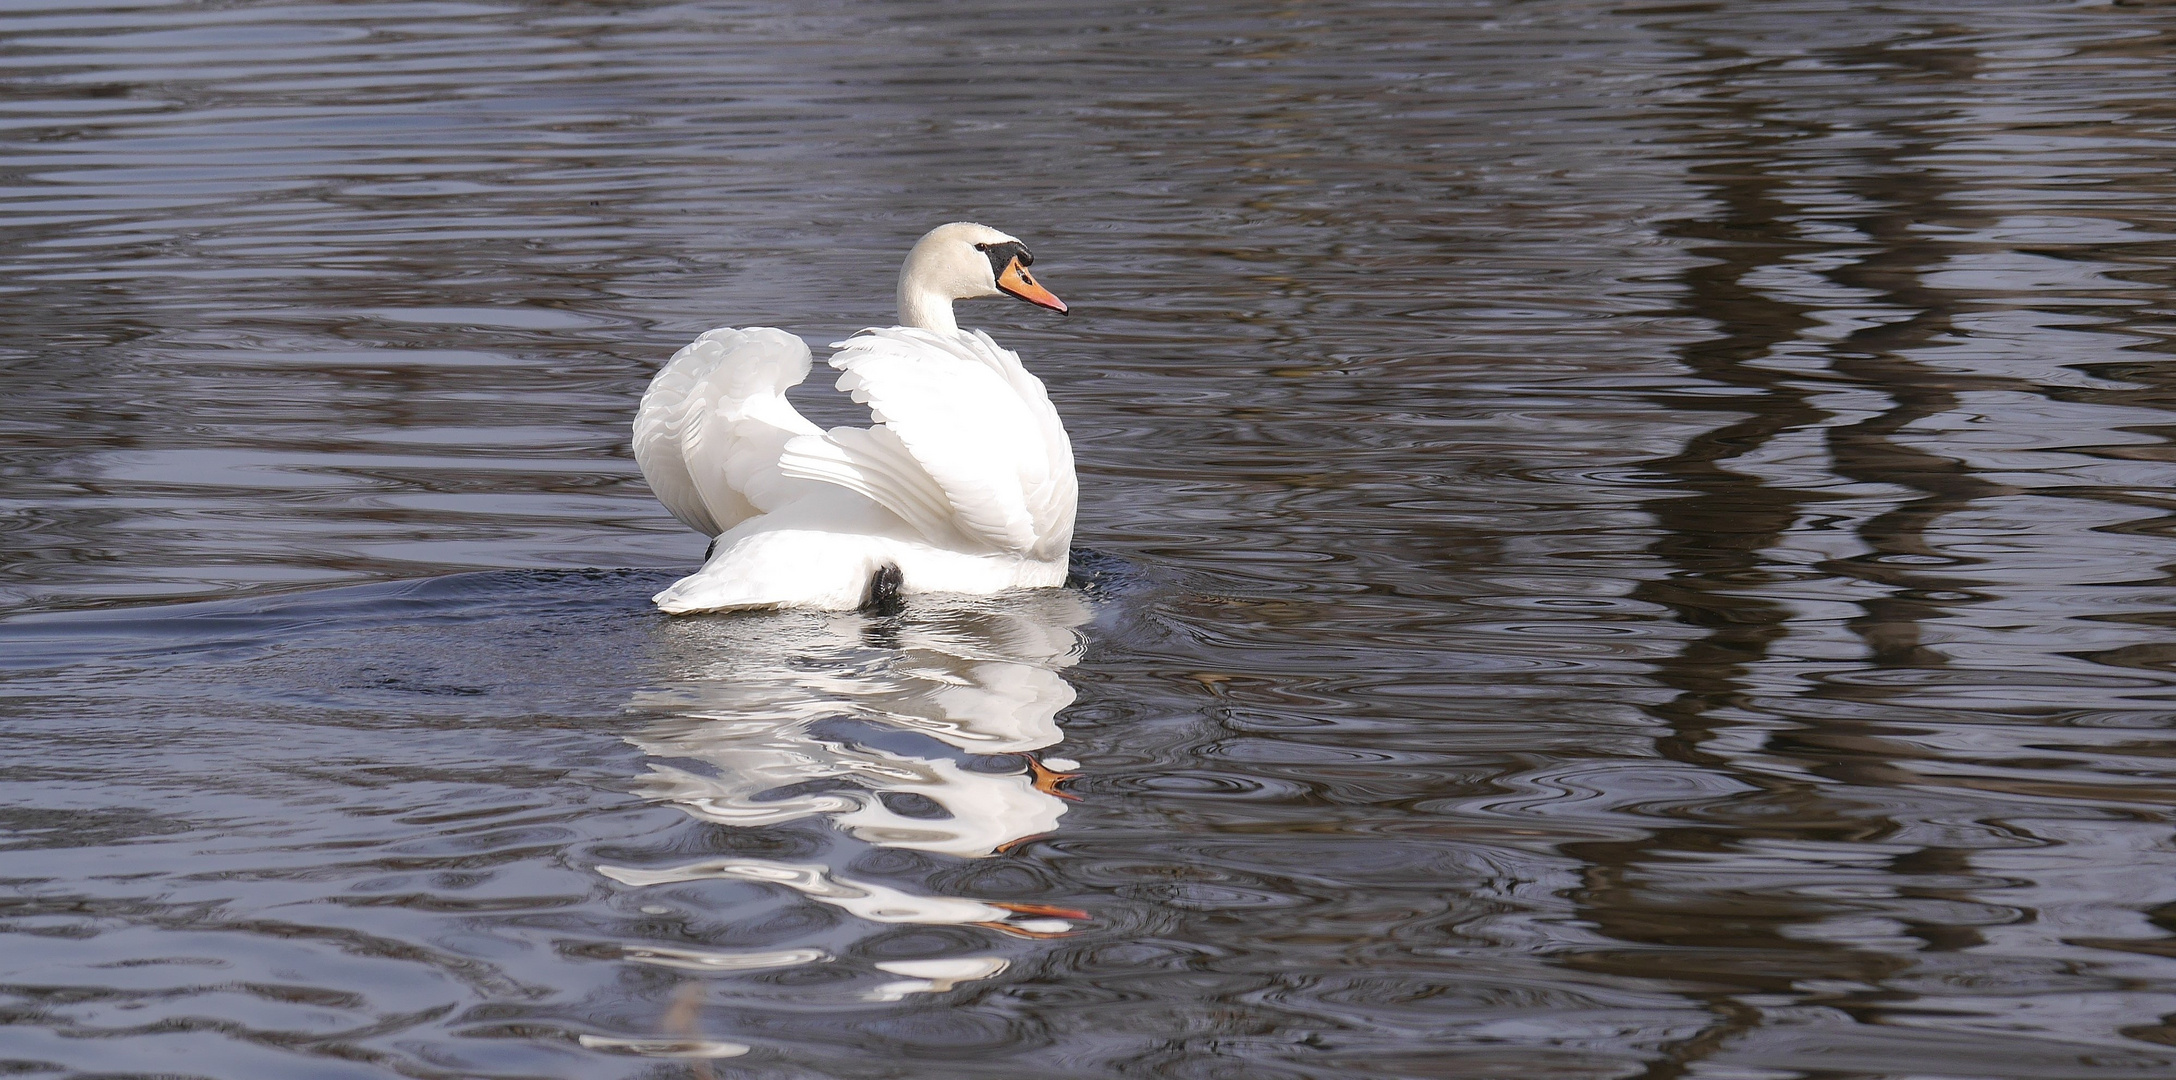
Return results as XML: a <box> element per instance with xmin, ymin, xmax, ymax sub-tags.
<box><xmin>897</xmin><ymin>222</ymin><xmax>1066</xmax><ymax>334</ymax></box>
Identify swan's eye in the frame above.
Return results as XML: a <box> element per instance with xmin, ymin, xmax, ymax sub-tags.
<box><xmin>977</xmin><ymin>241</ymin><xmax>1029</xmax><ymax>280</ymax></box>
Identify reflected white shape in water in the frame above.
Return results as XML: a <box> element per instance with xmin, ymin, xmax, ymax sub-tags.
<box><xmin>611</xmin><ymin>586</ymin><xmax>1091</xmax><ymax>1009</ymax></box>
<box><xmin>577</xmin><ymin>1034</ymin><xmax>750</xmax><ymax>1059</ymax></box>
<box><xmin>864</xmin><ymin>956</ymin><xmax>1009</xmax><ymax>1001</ymax></box>
<box><xmin>636</xmin><ymin>741</ymin><xmax>1063</xmax><ymax>857</ymax></box>
<box><xmin>824</xmin><ymin>755</ymin><xmax>1060</xmax><ymax>858</ymax></box>
<box><xmin>638</xmin><ymin>591</ymin><xmax>1086</xmax><ymax>748</ymax></box>
<box><xmin>628</xmin><ymin>591</ymin><xmax>1091</xmax><ymax>859</ymax></box>
<box><xmin>620</xmin><ymin>945</ymin><xmax>829</xmax><ymax>973</ymax></box>
<box><xmin>596</xmin><ymin>858</ymin><xmax>1073</xmax><ymax>934</ymax></box>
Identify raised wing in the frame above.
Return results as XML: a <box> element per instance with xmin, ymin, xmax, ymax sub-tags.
<box><xmin>633</xmin><ymin>327</ymin><xmax>823</xmax><ymax>537</ymax></box>
<box><xmin>777</xmin><ymin>328</ymin><xmax>1075</xmax><ymax>560</ymax></box>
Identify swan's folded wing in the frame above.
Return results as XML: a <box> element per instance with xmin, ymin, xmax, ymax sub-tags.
<box><xmin>780</xmin><ymin>328</ymin><xmax>1074</xmax><ymax>558</ymax></box>
<box><xmin>964</xmin><ymin>328</ymin><xmax>1077</xmax><ymax>558</ymax></box>
<box><xmin>776</xmin><ymin>424</ymin><xmax>968</xmax><ymax>548</ymax></box>
<box><xmin>633</xmin><ymin>327</ymin><xmax>822</xmax><ymax>537</ymax></box>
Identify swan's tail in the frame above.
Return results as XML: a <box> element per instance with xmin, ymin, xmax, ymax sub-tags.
<box><xmin>653</xmin><ymin>526</ymin><xmax>893</xmax><ymax>614</ymax></box>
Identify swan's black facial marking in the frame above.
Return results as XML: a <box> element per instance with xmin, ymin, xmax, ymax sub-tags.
<box><xmin>974</xmin><ymin>240</ymin><xmax>1032</xmax><ymax>281</ymax></box>
<box><xmin>978</xmin><ymin>238</ymin><xmax>1066</xmax><ymax>313</ymax></box>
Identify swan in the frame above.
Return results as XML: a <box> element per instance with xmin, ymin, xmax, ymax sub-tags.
<box><xmin>632</xmin><ymin>223</ymin><xmax>1076</xmax><ymax>613</ymax></box>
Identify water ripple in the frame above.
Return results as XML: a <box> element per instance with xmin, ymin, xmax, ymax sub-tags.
<box><xmin>9</xmin><ymin>0</ymin><xmax>2176</xmax><ymax>1076</ymax></box>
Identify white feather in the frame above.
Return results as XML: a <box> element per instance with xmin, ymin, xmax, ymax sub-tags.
<box><xmin>633</xmin><ymin>327</ymin><xmax>823</xmax><ymax>537</ymax></box>
<box><xmin>821</xmin><ymin>327</ymin><xmax>1076</xmax><ymax>560</ymax></box>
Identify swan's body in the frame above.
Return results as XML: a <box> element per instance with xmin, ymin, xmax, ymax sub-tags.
<box><xmin>633</xmin><ymin>223</ymin><xmax>1075</xmax><ymax>613</ymax></box>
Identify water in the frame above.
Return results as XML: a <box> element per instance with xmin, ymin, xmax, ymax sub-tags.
<box><xmin>5</xmin><ymin>1</ymin><xmax>2176</xmax><ymax>1076</ymax></box>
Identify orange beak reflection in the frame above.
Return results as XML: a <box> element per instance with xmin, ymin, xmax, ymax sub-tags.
<box><xmin>996</xmin><ymin>257</ymin><xmax>1068</xmax><ymax>314</ymax></box>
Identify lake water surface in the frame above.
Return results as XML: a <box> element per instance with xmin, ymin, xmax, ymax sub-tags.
<box><xmin>7</xmin><ymin>2</ymin><xmax>2176</xmax><ymax>1077</ymax></box>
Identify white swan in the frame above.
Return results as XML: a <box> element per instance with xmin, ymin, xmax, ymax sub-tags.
<box><xmin>633</xmin><ymin>223</ymin><xmax>1076</xmax><ymax>613</ymax></box>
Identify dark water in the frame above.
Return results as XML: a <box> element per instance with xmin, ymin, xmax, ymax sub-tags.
<box><xmin>7</xmin><ymin>1</ymin><xmax>2176</xmax><ymax>1076</ymax></box>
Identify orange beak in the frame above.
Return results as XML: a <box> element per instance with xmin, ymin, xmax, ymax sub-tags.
<box><xmin>996</xmin><ymin>257</ymin><xmax>1068</xmax><ymax>314</ymax></box>
<box><xmin>1026</xmin><ymin>756</ymin><xmax>1080</xmax><ymax>800</ymax></box>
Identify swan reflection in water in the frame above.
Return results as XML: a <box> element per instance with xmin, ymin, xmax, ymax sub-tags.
<box><xmin>591</xmin><ymin>587</ymin><xmax>1092</xmax><ymax>1049</ymax></box>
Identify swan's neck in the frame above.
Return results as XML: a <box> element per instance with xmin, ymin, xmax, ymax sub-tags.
<box><xmin>897</xmin><ymin>283</ymin><xmax>958</xmax><ymax>335</ymax></box>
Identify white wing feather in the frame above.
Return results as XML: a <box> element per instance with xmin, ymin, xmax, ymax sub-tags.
<box><xmin>777</xmin><ymin>327</ymin><xmax>1075</xmax><ymax>559</ymax></box>
<box><xmin>776</xmin><ymin>425</ymin><xmax>967</xmax><ymax>547</ymax></box>
<box><xmin>633</xmin><ymin>327</ymin><xmax>822</xmax><ymax>537</ymax></box>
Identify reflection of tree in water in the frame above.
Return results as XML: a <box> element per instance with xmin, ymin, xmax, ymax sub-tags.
<box><xmin>1571</xmin><ymin>38</ymin><xmax>1844</xmax><ymax>1078</ymax></box>
<box><xmin>1577</xmin><ymin>19</ymin><xmax>2164</xmax><ymax>1078</ymax></box>
<box><xmin>596</xmin><ymin>588</ymin><xmax>1092</xmax><ymax>1041</ymax></box>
